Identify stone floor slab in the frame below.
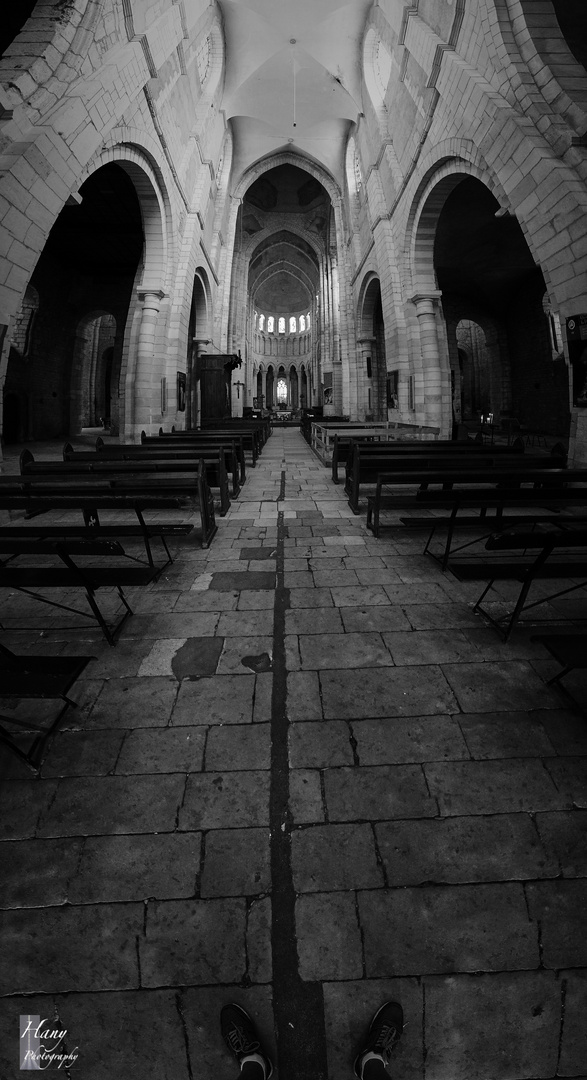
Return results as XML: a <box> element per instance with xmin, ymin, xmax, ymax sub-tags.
<box><xmin>0</xmin><ymin>903</ymin><xmax>142</xmax><ymax>993</ymax></box>
<box><xmin>324</xmin><ymin>764</ymin><xmax>437</xmax><ymax>821</ymax></box>
<box><xmin>425</xmin><ymin>760</ymin><xmax>565</xmax><ymax>816</ymax></box>
<box><xmin>141</xmin><ymin>897</ymin><xmax>246</xmax><ymax>985</ymax></box>
<box><xmin>291</xmin><ymin>823</ymin><xmax>383</xmax><ymax>891</ymax></box>
<box><xmin>375</xmin><ymin>814</ymin><xmax>557</xmax><ymax>885</ymax></box>
<box><xmin>458</xmin><ymin>711</ymin><xmax>557</xmax><ymax>759</ymax></box>
<box><xmin>288</xmin><ymin>720</ymin><xmax>354</xmax><ymax>768</ymax></box>
<box><xmin>358</xmin><ymin>883</ymin><xmax>538</xmax><ymax>976</ymax></box>
<box><xmin>205</xmin><ymin>723</ymin><xmax>271</xmax><ymax>770</ymax></box>
<box><xmin>319</xmin><ymin>666</ymin><xmax>458</xmax><ymax>718</ymax></box>
<box><xmin>114</xmin><ymin>726</ymin><xmax>206</xmax><ymax>773</ymax></box>
<box><xmin>172</xmin><ymin>674</ymin><xmax>255</xmax><ymax>725</ymax></box>
<box><xmin>68</xmin><ymin>832</ymin><xmax>201</xmax><ymax>902</ymax></box>
<box><xmin>0</xmin><ymin>836</ymin><xmax>83</xmax><ymax>907</ymax></box>
<box><xmin>179</xmin><ymin>771</ymin><xmax>270</xmax><ymax>829</ymax></box>
<box><xmin>37</xmin><ymin>774</ymin><xmax>185</xmax><ymax>836</ymax></box>
<box><xmin>200</xmin><ymin>827</ymin><xmax>270</xmax><ymax>897</ymax></box>
<box><xmin>442</xmin><ymin>661</ymin><xmax>561</xmax><ymax>712</ymax></box>
<box><xmin>534</xmin><ymin>810</ymin><xmax>587</xmax><ymax>876</ymax></box>
<box><xmin>423</xmin><ymin>971</ymin><xmax>561</xmax><ymax>1080</ymax></box>
<box><xmin>86</xmin><ymin>677</ymin><xmax>179</xmax><ymax>728</ymax></box>
<box><xmin>298</xmin><ymin>631</ymin><xmax>393</xmax><ymax>669</ymax></box>
<box><xmin>525</xmin><ymin>880</ymin><xmax>587</xmax><ymax>968</ymax></box>
<box><xmin>296</xmin><ymin>893</ymin><xmax>363</xmax><ymax>980</ymax></box>
<box><xmin>352</xmin><ymin>715</ymin><xmax>469</xmax><ymax>764</ymax></box>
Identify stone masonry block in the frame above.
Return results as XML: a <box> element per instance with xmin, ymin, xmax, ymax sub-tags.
<box><xmin>358</xmin><ymin>884</ymin><xmax>539</xmax><ymax>977</ymax></box>
<box><xmin>291</xmin><ymin>823</ymin><xmax>383</xmax><ymax>891</ymax></box>
<box><xmin>296</xmin><ymin>893</ymin><xmax>363</xmax><ymax>980</ymax></box>
<box><xmin>0</xmin><ymin>903</ymin><xmax>143</xmax><ymax>993</ymax></box>
<box><xmin>525</xmin><ymin>880</ymin><xmax>587</xmax><ymax>968</ymax></box>
<box><xmin>141</xmin><ymin>898</ymin><xmax>246</xmax><ymax>986</ymax></box>
<box><xmin>424</xmin><ymin>971</ymin><xmax>561</xmax><ymax>1080</ymax></box>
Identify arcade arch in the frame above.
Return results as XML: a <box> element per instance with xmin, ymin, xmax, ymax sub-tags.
<box><xmin>406</xmin><ymin>168</ymin><xmax>571</xmax><ymax>438</ymax></box>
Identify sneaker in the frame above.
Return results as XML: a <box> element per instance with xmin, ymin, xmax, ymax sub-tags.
<box><xmin>353</xmin><ymin>1001</ymin><xmax>404</xmax><ymax>1078</ymax></box>
<box><xmin>220</xmin><ymin>1003</ymin><xmax>273</xmax><ymax>1078</ymax></box>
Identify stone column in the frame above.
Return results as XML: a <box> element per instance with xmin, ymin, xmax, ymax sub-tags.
<box><xmin>409</xmin><ymin>291</ymin><xmax>447</xmax><ymax>433</ymax></box>
<box><xmin>132</xmin><ymin>289</ymin><xmax>166</xmax><ymax>440</ymax></box>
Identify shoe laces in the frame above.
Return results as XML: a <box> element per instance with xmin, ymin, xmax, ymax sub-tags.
<box><xmin>227</xmin><ymin>1023</ymin><xmax>260</xmax><ymax>1057</ymax></box>
<box><xmin>373</xmin><ymin>1023</ymin><xmax>399</xmax><ymax>1060</ymax></box>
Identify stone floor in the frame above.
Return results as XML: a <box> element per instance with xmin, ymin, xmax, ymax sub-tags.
<box><xmin>1</xmin><ymin>428</ymin><xmax>587</xmax><ymax>1080</ymax></box>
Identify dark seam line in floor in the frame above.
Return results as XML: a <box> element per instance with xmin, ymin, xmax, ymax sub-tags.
<box><xmin>270</xmin><ymin>471</ymin><xmax>328</xmax><ymax>1080</ymax></box>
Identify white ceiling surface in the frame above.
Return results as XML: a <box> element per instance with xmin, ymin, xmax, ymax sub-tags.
<box><xmin>218</xmin><ymin>0</ymin><xmax>373</xmax><ymax>186</ymax></box>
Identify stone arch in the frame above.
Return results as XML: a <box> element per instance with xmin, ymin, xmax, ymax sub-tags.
<box><xmin>0</xmin><ymin>0</ymin><xmax>103</xmax><ymax>109</ymax></box>
<box><xmin>80</xmin><ymin>144</ymin><xmax>171</xmax><ymax>293</ymax></box>
<box><xmin>500</xmin><ymin>0</ymin><xmax>587</xmax><ymax>131</ymax></box>
<box><xmin>76</xmin><ymin>146</ymin><xmax>173</xmax><ymax>438</ymax></box>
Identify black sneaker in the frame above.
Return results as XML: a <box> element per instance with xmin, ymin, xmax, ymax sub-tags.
<box><xmin>353</xmin><ymin>1001</ymin><xmax>404</xmax><ymax>1078</ymax></box>
<box><xmin>220</xmin><ymin>1003</ymin><xmax>273</xmax><ymax>1078</ymax></box>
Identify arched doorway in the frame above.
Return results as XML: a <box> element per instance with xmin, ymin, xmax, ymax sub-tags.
<box><xmin>359</xmin><ymin>278</ymin><xmax>387</xmax><ymax>420</ymax></box>
<box><xmin>187</xmin><ymin>271</ymin><xmax>211</xmax><ymax>427</ymax></box>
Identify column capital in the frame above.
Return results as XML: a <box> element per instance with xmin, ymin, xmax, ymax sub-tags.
<box><xmin>137</xmin><ymin>288</ymin><xmax>166</xmax><ymax>305</ymax></box>
<box><xmin>409</xmin><ymin>290</ymin><xmax>442</xmax><ymax>311</ymax></box>
<box><xmin>356</xmin><ymin>336</ymin><xmax>376</xmax><ymax>346</ymax></box>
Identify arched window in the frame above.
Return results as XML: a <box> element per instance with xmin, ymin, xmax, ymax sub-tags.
<box><xmin>259</xmin><ymin>313</ymin><xmax>265</xmax><ymax>331</ymax></box>
<box><xmin>299</xmin><ymin>315</ymin><xmax>305</xmax><ymax>332</ymax></box>
<box><xmin>278</xmin><ymin>317</ymin><xmax>286</xmax><ymax>333</ymax></box>
<box><xmin>267</xmin><ymin>316</ymin><xmax>275</xmax><ymax>333</ymax></box>
<box><xmin>254</xmin><ymin>311</ymin><xmax>258</xmax><ymax>330</ymax></box>
<box><xmin>289</xmin><ymin>317</ymin><xmax>297</xmax><ymax>333</ymax></box>
<box><xmin>306</xmin><ymin>312</ymin><xmax>311</xmax><ymax>328</ymax></box>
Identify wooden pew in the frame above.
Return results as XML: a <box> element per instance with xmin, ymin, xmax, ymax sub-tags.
<box><xmin>448</xmin><ymin>525</ymin><xmax>587</xmax><ymax>640</ymax></box>
<box><xmin>346</xmin><ymin>447</ymin><xmax>565</xmax><ymax>515</ymax></box>
<box><xmin>65</xmin><ymin>438</ymin><xmax>244</xmax><ymax>497</ymax></box>
<box><xmin>20</xmin><ymin>445</ymin><xmax>231</xmax><ymax>517</ymax></box>
<box><xmin>404</xmin><ymin>481</ymin><xmax>587</xmax><ymax>568</ymax></box>
<box><xmin>145</xmin><ymin>428</ymin><xmax>260</xmax><ymax>468</ymax></box>
<box><xmin>0</xmin><ymin>470</ymin><xmax>217</xmax><ymax>554</ymax></box>
<box><xmin>0</xmin><ymin>537</ymin><xmax>158</xmax><ymax>645</ymax></box>
<box><xmin>331</xmin><ymin>434</ymin><xmax>529</xmax><ymax>483</ymax></box>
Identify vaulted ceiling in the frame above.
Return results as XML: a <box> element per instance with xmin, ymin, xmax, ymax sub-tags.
<box><xmin>217</xmin><ymin>0</ymin><xmax>372</xmax><ymax>184</ymax></box>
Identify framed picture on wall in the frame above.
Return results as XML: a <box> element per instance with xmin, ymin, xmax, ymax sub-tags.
<box><xmin>177</xmin><ymin>371</ymin><xmax>186</xmax><ymax>412</ymax></box>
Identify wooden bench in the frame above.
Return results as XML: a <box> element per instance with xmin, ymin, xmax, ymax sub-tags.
<box><xmin>349</xmin><ymin>449</ymin><xmax>566</xmax><ymax>515</ymax></box>
<box><xmin>0</xmin><ymin>642</ymin><xmax>95</xmax><ymax>771</ymax></box>
<box><xmin>146</xmin><ymin>428</ymin><xmax>260</xmax><ymax>467</ymax></box>
<box><xmin>367</xmin><ymin>470</ymin><xmax>587</xmax><ymax>566</ymax></box>
<box><xmin>332</xmin><ymin>434</ymin><xmax>530</xmax><ymax>484</ymax></box>
<box><xmin>0</xmin><ymin>537</ymin><xmax>158</xmax><ymax>645</ymax></box>
<box><xmin>20</xmin><ymin>445</ymin><xmax>231</xmax><ymax>517</ymax></box>
<box><xmin>0</xmin><ymin>470</ymin><xmax>217</xmax><ymax>554</ymax></box>
<box><xmin>66</xmin><ymin>438</ymin><xmax>244</xmax><ymax>497</ymax></box>
<box><xmin>448</xmin><ymin>526</ymin><xmax>587</xmax><ymax>640</ymax></box>
<box><xmin>198</xmin><ymin>416</ymin><xmax>271</xmax><ymax>446</ymax></box>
